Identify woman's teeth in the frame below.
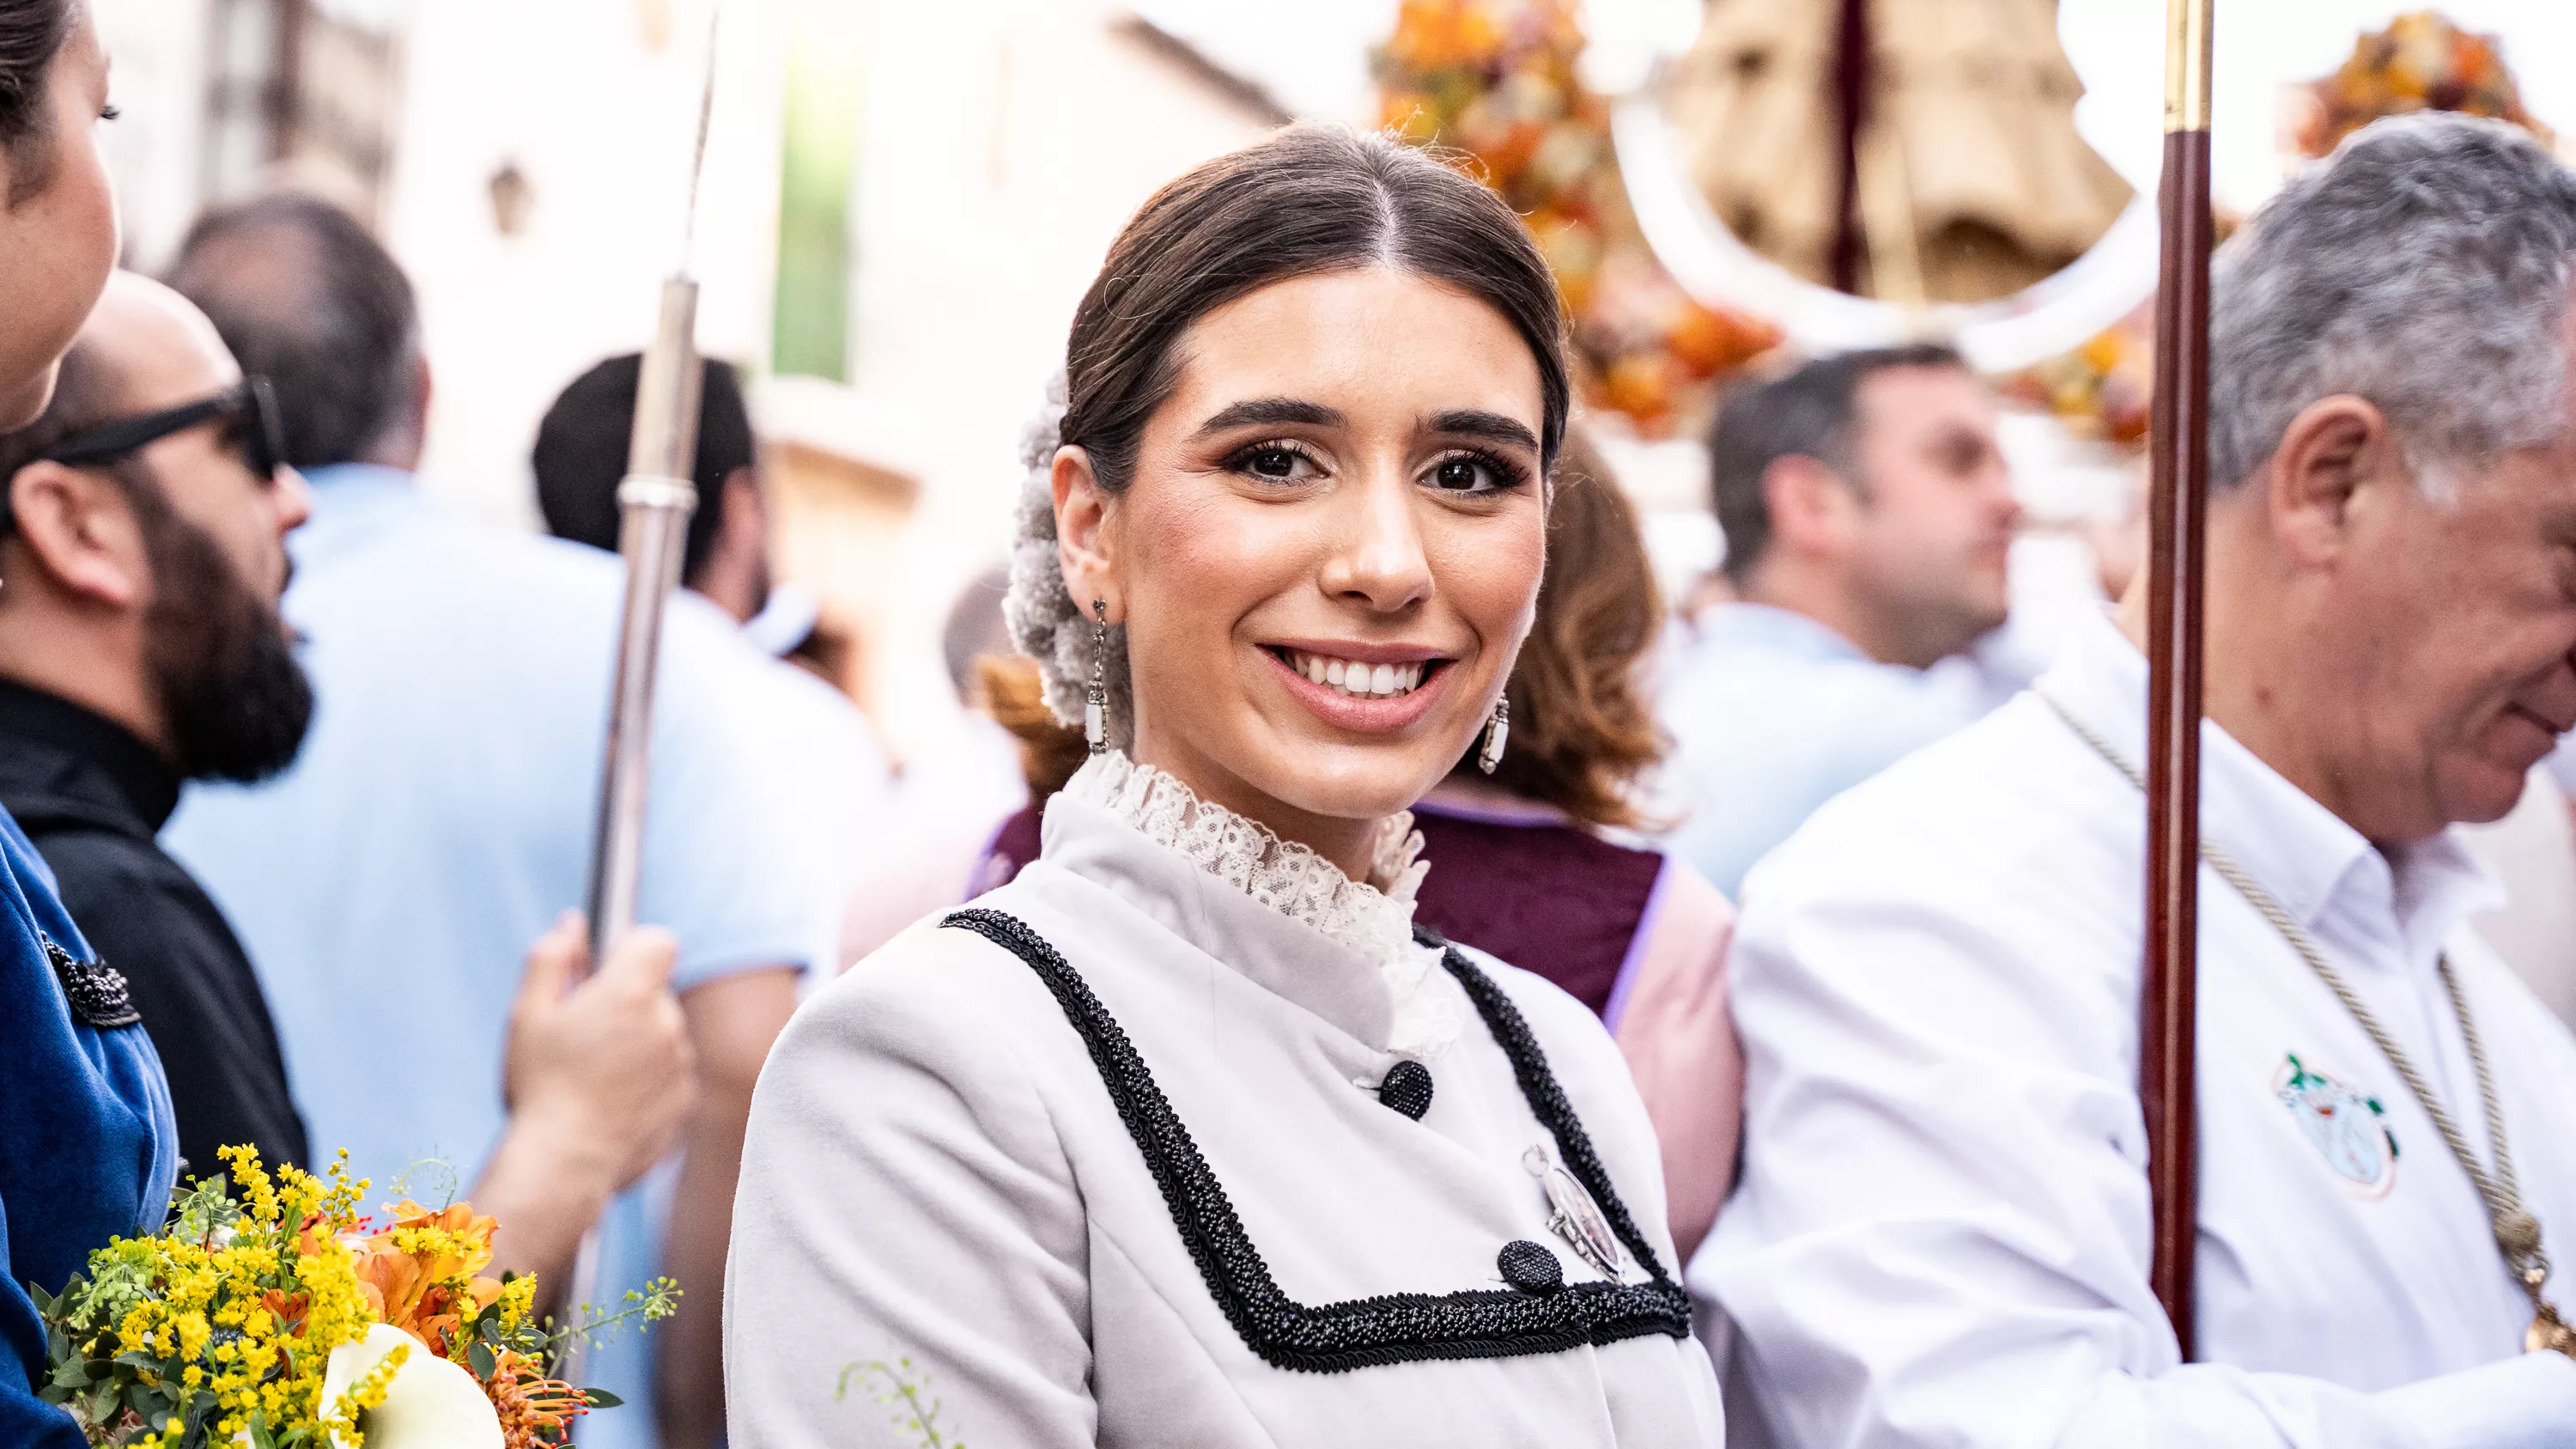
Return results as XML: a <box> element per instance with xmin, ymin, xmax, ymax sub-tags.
<box><xmin>1285</xmin><ymin>650</ymin><xmax>1426</xmax><ymax>698</ymax></box>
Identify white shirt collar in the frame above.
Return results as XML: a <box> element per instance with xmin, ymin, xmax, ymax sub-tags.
<box><xmin>1042</xmin><ymin>751</ymin><xmax>1465</xmax><ymax>1058</ymax></box>
<box><xmin>2038</xmin><ymin>607</ymin><xmax>2501</xmax><ymax>971</ymax></box>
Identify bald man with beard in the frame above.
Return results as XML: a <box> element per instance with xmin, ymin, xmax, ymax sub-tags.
<box><xmin>0</xmin><ymin>272</ymin><xmax>698</xmax><ymax>1291</ymax></box>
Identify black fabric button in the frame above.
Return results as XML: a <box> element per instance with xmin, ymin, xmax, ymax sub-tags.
<box><xmin>1377</xmin><ymin>1060</ymin><xmax>1434</xmax><ymax>1120</ymax></box>
<box><xmin>1498</xmin><ymin>1239</ymin><xmax>1564</xmax><ymax>1295</ymax></box>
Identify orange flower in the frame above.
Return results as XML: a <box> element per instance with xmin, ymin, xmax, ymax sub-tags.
<box><xmin>348</xmin><ymin>1200</ymin><xmax>503</xmax><ymax>1358</ymax></box>
<box><xmin>483</xmin><ymin>1348</ymin><xmax>592</xmax><ymax>1449</ymax></box>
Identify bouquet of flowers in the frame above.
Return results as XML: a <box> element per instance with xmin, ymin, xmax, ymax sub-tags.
<box><xmin>30</xmin><ymin>1146</ymin><xmax>677</xmax><ymax>1448</ymax></box>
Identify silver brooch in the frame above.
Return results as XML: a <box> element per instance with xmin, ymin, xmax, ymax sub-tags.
<box><xmin>1523</xmin><ymin>1142</ymin><xmax>1629</xmax><ymax>1282</ymax></box>
<box><xmin>46</xmin><ymin>937</ymin><xmax>139</xmax><ymax>1030</ymax></box>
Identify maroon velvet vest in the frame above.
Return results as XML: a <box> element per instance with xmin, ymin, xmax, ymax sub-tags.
<box><xmin>1407</xmin><ymin>804</ymin><xmax>1668</xmax><ymax>1022</ymax></box>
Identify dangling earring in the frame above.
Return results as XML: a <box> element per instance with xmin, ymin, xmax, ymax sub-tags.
<box><xmin>1478</xmin><ymin>697</ymin><xmax>1510</xmax><ymax>775</ymax></box>
<box><xmin>1085</xmin><ymin>599</ymin><xmax>1109</xmax><ymax>754</ymax></box>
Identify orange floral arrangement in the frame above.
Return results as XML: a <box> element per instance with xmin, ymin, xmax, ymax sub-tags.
<box><xmin>346</xmin><ymin>1200</ymin><xmax>597</xmax><ymax>1448</ymax></box>
<box><xmin>1375</xmin><ymin>0</ymin><xmax>1779</xmax><ymax>435</ymax></box>
<box><xmin>2292</xmin><ymin>10</ymin><xmax>2551</xmax><ymax>160</ymax></box>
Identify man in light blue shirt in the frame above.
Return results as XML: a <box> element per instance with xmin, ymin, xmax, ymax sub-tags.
<box><xmin>161</xmin><ymin>196</ymin><xmax>826</xmax><ymax>1449</ymax></box>
<box><xmin>534</xmin><ymin>352</ymin><xmax>891</xmax><ymax>981</ymax></box>
<box><xmin>1660</xmin><ymin>345</ymin><xmax>2020</xmax><ymax>898</ymax></box>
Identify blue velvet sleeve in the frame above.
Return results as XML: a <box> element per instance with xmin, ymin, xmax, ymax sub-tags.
<box><xmin>0</xmin><ymin>807</ymin><xmax>179</xmax><ymax>1445</ymax></box>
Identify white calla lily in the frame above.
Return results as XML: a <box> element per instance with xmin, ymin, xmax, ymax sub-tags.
<box><xmin>319</xmin><ymin>1323</ymin><xmax>504</xmax><ymax>1449</ymax></box>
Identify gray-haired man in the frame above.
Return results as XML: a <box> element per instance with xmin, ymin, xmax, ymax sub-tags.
<box><xmin>1700</xmin><ymin>115</ymin><xmax>2576</xmax><ymax>1447</ymax></box>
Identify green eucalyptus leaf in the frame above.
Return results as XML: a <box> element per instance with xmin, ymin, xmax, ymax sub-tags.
<box><xmin>468</xmin><ymin>1341</ymin><xmax>497</xmax><ymax>1380</ymax></box>
<box><xmin>580</xmin><ymin>1387</ymin><xmax>624</xmax><ymax>1409</ymax></box>
<box><xmin>80</xmin><ymin>1382</ymin><xmax>118</xmax><ymax>1428</ymax></box>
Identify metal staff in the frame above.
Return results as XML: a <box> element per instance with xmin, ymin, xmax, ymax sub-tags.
<box><xmin>558</xmin><ymin>21</ymin><xmax>721</xmax><ymax>1389</ymax></box>
<box><xmin>2143</xmin><ymin>0</ymin><xmax>2215</xmax><ymax>1361</ymax></box>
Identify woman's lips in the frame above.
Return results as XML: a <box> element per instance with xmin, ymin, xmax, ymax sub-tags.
<box><xmin>1262</xmin><ymin>646</ymin><xmax>1452</xmax><ymax>733</ymax></box>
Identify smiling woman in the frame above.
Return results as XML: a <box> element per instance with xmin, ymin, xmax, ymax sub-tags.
<box><xmin>726</xmin><ymin>126</ymin><xmax>1723</xmax><ymax>1448</ymax></box>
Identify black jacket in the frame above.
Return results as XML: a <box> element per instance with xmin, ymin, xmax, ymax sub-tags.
<box><xmin>0</xmin><ymin>679</ymin><xmax>307</xmax><ymax>1182</ymax></box>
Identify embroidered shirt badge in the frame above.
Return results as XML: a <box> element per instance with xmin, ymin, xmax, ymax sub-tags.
<box><xmin>2275</xmin><ymin>1053</ymin><xmax>2397</xmax><ymax>1197</ymax></box>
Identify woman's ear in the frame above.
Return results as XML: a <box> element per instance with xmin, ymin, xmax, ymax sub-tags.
<box><xmin>1052</xmin><ymin>444</ymin><xmax>1121</xmax><ymax>622</ymax></box>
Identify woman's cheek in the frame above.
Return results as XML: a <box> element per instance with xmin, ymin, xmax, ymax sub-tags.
<box><xmin>1437</xmin><ymin>512</ymin><xmax>1546</xmax><ymax>660</ymax></box>
<box><xmin>1131</xmin><ymin>485</ymin><xmax>1298</xmax><ymax>625</ymax></box>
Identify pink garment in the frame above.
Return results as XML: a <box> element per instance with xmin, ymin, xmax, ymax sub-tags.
<box><xmin>1607</xmin><ymin>859</ymin><xmax>1741</xmax><ymax>1263</ymax></box>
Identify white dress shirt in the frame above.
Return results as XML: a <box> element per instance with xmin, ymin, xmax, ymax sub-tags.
<box><xmin>1698</xmin><ymin>608</ymin><xmax>2576</xmax><ymax>1449</ymax></box>
<box><xmin>728</xmin><ymin>752</ymin><xmax>1724</xmax><ymax>1446</ymax></box>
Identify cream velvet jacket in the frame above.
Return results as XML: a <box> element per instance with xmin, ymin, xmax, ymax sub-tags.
<box><xmin>725</xmin><ymin>759</ymin><xmax>1723</xmax><ymax>1446</ymax></box>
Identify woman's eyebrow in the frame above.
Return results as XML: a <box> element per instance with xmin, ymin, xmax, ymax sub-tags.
<box><xmin>1192</xmin><ymin>398</ymin><xmax>1345</xmax><ymax>437</ymax></box>
<box><xmin>1425</xmin><ymin>410</ymin><xmax>1540</xmax><ymax>452</ymax></box>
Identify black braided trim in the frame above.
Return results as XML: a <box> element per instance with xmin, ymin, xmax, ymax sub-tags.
<box><xmin>942</xmin><ymin>907</ymin><xmax>1690</xmax><ymax>1373</ymax></box>
<box><xmin>1416</xmin><ymin>923</ymin><xmax>1675</xmax><ymax>1287</ymax></box>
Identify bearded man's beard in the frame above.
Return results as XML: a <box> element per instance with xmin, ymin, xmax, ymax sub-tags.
<box><xmin>133</xmin><ymin>480</ymin><xmax>313</xmax><ymax>783</ymax></box>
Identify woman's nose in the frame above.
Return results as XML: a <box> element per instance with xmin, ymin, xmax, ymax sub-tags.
<box><xmin>1317</xmin><ymin>467</ymin><xmax>1432</xmax><ymax>613</ymax></box>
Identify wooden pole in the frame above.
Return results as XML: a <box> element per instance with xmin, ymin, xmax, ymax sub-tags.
<box><xmin>2144</xmin><ymin>0</ymin><xmax>2215</xmax><ymax>1362</ymax></box>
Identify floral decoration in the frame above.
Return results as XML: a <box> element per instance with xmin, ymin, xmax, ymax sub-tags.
<box><xmin>2291</xmin><ymin>10</ymin><xmax>2551</xmax><ymax>159</ymax></box>
<box><xmin>32</xmin><ymin>1145</ymin><xmax>677</xmax><ymax>1448</ymax></box>
<box><xmin>2006</xmin><ymin>8</ymin><xmax>2545</xmax><ymax>449</ymax></box>
<box><xmin>1373</xmin><ymin>0</ymin><xmax>1780</xmax><ymax>435</ymax></box>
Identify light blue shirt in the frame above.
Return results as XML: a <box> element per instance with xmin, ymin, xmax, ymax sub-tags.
<box><xmin>1656</xmin><ymin>603</ymin><xmax>1988</xmax><ymax>899</ymax></box>
<box><xmin>163</xmin><ymin>465</ymin><xmax>835</xmax><ymax>1449</ymax></box>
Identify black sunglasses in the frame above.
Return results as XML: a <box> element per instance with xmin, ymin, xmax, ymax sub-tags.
<box><xmin>40</xmin><ymin>375</ymin><xmax>286</xmax><ymax>482</ymax></box>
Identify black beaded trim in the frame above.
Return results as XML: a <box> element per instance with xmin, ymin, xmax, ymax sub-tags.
<box><xmin>943</xmin><ymin>908</ymin><xmax>1689</xmax><ymax>1373</ymax></box>
<box><xmin>46</xmin><ymin>936</ymin><xmax>139</xmax><ymax>1029</ymax></box>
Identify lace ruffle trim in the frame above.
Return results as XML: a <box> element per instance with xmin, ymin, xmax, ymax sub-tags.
<box><xmin>1066</xmin><ymin>751</ymin><xmax>1464</xmax><ymax>1058</ymax></box>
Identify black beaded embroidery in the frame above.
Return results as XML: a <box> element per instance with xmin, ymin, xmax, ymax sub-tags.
<box><xmin>942</xmin><ymin>908</ymin><xmax>1690</xmax><ymax>1373</ymax></box>
<box><xmin>1376</xmin><ymin>1060</ymin><xmax>1434</xmax><ymax>1121</ymax></box>
<box><xmin>46</xmin><ymin>937</ymin><xmax>139</xmax><ymax>1029</ymax></box>
<box><xmin>1497</xmin><ymin>1239</ymin><xmax>1565</xmax><ymax>1295</ymax></box>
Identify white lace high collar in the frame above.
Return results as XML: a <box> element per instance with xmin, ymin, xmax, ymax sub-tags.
<box><xmin>1065</xmin><ymin>751</ymin><xmax>1464</xmax><ymax>1059</ymax></box>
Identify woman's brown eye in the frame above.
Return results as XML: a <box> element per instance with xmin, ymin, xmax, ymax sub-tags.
<box><xmin>1434</xmin><ymin>458</ymin><xmax>1485</xmax><ymax>491</ymax></box>
<box><xmin>1249</xmin><ymin>448</ymin><xmax>1299</xmax><ymax>478</ymax></box>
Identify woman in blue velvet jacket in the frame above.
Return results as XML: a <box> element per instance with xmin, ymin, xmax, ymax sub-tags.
<box><xmin>0</xmin><ymin>4</ymin><xmax>182</xmax><ymax>1445</ymax></box>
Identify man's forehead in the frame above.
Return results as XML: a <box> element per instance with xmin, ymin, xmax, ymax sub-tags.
<box><xmin>79</xmin><ymin>273</ymin><xmax>242</xmax><ymax>414</ymax></box>
<box><xmin>1857</xmin><ymin>365</ymin><xmax>1991</xmax><ymax>431</ymax></box>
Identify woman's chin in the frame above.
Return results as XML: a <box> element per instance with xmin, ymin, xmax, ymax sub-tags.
<box><xmin>1238</xmin><ymin>742</ymin><xmax>1460</xmax><ymax>831</ymax></box>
